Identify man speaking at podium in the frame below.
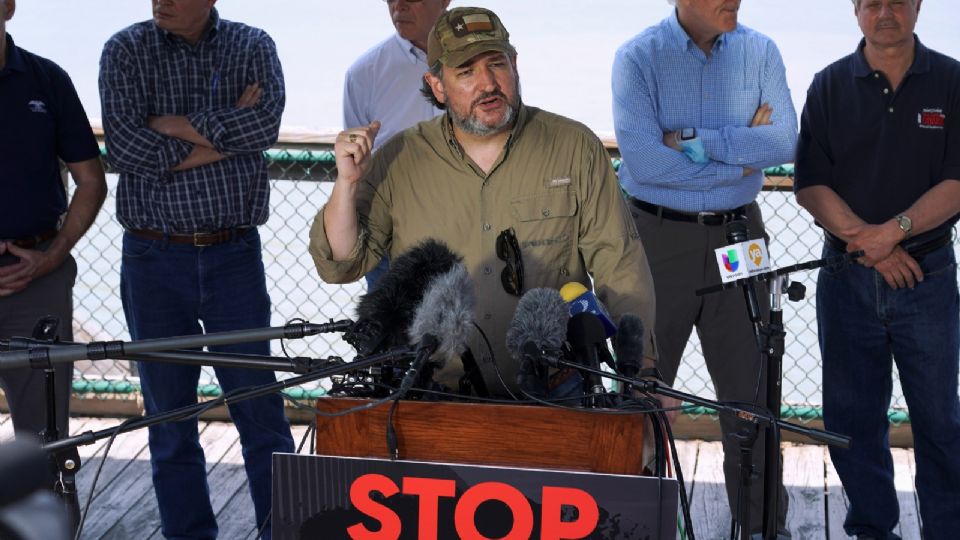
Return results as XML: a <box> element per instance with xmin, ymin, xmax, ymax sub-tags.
<box><xmin>309</xmin><ymin>6</ymin><xmax>659</xmax><ymax>396</ymax></box>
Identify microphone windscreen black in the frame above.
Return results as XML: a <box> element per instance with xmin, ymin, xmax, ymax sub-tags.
<box><xmin>613</xmin><ymin>314</ymin><xmax>645</xmax><ymax>377</ymax></box>
<box><xmin>505</xmin><ymin>288</ymin><xmax>570</xmax><ymax>362</ymax></box>
<box><xmin>566</xmin><ymin>312</ymin><xmax>608</xmax><ymax>350</ymax></box>
<box><xmin>347</xmin><ymin>239</ymin><xmax>462</xmax><ymax>355</ymax></box>
<box><xmin>406</xmin><ymin>263</ymin><xmax>476</xmax><ymax>364</ymax></box>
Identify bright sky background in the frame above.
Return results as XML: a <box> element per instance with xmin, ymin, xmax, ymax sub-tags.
<box><xmin>10</xmin><ymin>0</ymin><xmax>960</xmax><ymax>137</ymax></box>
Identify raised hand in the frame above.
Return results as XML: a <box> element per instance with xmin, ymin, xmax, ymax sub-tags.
<box><xmin>334</xmin><ymin>121</ymin><xmax>382</xmax><ymax>185</ymax></box>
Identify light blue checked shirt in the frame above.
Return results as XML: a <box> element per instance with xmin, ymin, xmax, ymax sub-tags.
<box><xmin>343</xmin><ymin>34</ymin><xmax>442</xmax><ymax>151</ymax></box>
<box><xmin>613</xmin><ymin>10</ymin><xmax>797</xmax><ymax>212</ymax></box>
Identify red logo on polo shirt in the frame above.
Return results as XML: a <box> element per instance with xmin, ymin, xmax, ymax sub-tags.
<box><xmin>918</xmin><ymin>108</ymin><xmax>945</xmax><ymax>129</ymax></box>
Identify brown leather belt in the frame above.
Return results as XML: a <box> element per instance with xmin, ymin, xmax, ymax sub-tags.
<box><xmin>630</xmin><ymin>197</ymin><xmax>748</xmax><ymax>226</ymax></box>
<box><xmin>127</xmin><ymin>228</ymin><xmax>250</xmax><ymax>247</ymax></box>
<box><xmin>9</xmin><ymin>229</ymin><xmax>58</xmax><ymax>249</ymax></box>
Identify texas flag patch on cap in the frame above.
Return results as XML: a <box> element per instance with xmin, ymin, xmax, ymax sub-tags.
<box><xmin>918</xmin><ymin>108</ymin><xmax>946</xmax><ymax>130</ymax></box>
<box><xmin>451</xmin><ymin>14</ymin><xmax>494</xmax><ymax>37</ymax></box>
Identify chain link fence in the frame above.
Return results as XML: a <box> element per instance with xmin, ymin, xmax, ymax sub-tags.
<box><xmin>62</xmin><ymin>142</ymin><xmax>958</xmax><ymax>422</ymax></box>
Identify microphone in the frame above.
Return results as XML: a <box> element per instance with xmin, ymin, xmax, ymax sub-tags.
<box><xmin>398</xmin><ymin>263</ymin><xmax>476</xmax><ymax>393</ymax></box>
<box><xmin>559</xmin><ymin>282</ymin><xmax>617</xmax><ymax>338</ymax></box>
<box><xmin>566</xmin><ymin>313</ymin><xmax>609</xmax><ymax>401</ymax></box>
<box><xmin>345</xmin><ymin>239</ymin><xmax>462</xmax><ymax>356</ymax></box>
<box><xmin>613</xmin><ymin>314</ymin><xmax>645</xmax><ymax>379</ymax></box>
<box><xmin>725</xmin><ymin>221</ymin><xmax>763</xmax><ymax>329</ymax></box>
<box><xmin>406</xmin><ymin>263</ymin><xmax>476</xmax><ymax>364</ymax></box>
<box><xmin>505</xmin><ymin>288</ymin><xmax>570</xmax><ymax>396</ymax></box>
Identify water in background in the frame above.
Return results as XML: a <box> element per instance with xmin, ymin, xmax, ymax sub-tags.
<box><xmin>11</xmin><ymin>0</ymin><xmax>960</xmax><ymax>135</ymax></box>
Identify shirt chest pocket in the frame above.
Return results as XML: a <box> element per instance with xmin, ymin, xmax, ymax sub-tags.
<box><xmin>510</xmin><ymin>191</ymin><xmax>579</xmax><ymax>284</ymax></box>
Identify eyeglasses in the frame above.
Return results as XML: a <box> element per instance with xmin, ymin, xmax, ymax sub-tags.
<box><xmin>496</xmin><ymin>228</ymin><xmax>524</xmax><ymax>297</ymax></box>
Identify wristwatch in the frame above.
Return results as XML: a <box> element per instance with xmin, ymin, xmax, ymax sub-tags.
<box><xmin>895</xmin><ymin>214</ymin><xmax>913</xmax><ymax>237</ymax></box>
<box><xmin>673</xmin><ymin>128</ymin><xmax>696</xmax><ymax>147</ymax></box>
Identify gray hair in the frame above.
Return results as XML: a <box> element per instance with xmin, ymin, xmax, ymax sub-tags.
<box><xmin>420</xmin><ymin>61</ymin><xmax>446</xmax><ymax>110</ymax></box>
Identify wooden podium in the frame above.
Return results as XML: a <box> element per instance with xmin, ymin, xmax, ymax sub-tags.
<box><xmin>313</xmin><ymin>397</ymin><xmax>646</xmax><ymax>475</ymax></box>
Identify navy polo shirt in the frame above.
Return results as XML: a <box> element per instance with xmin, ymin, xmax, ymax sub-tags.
<box><xmin>795</xmin><ymin>37</ymin><xmax>960</xmax><ymax>242</ymax></box>
<box><xmin>0</xmin><ymin>34</ymin><xmax>100</xmax><ymax>239</ymax></box>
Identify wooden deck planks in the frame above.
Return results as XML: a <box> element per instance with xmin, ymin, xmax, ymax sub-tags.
<box><xmin>688</xmin><ymin>440</ymin><xmax>732</xmax><ymax>539</ymax></box>
<box><xmin>783</xmin><ymin>443</ymin><xmax>827</xmax><ymax>539</ymax></box>
<box><xmin>0</xmin><ymin>414</ymin><xmax>929</xmax><ymax>539</ymax></box>
<box><xmin>892</xmin><ymin>447</ymin><xmax>921</xmax><ymax>539</ymax></box>
<box><xmin>104</xmin><ymin>421</ymin><xmax>242</xmax><ymax>540</ymax></box>
<box><xmin>824</xmin><ymin>445</ymin><xmax>850</xmax><ymax>540</ymax></box>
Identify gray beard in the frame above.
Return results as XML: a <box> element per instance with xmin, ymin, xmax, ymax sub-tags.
<box><xmin>448</xmin><ymin>99</ymin><xmax>518</xmax><ymax>137</ymax></box>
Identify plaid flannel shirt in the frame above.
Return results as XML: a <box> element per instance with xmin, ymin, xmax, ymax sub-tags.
<box><xmin>99</xmin><ymin>9</ymin><xmax>284</xmax><ymax>232</ymax></box>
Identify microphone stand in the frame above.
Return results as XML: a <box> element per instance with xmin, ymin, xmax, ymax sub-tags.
<box><xmin>528</xmin><ymin>354</ymin><xmax>851</xmax><ymax>540</ymax></box>
<box><xmin>4</xmin><ymin>337</ymin><xmax>333</xmax><ymax>374</ymax></box>
<box><xmin>695</xmin><ymin>249</ymin><xmax>863</xmax><ymax>539</ymax></box>
<box><xmin>24</xmin><ymin>317</ymin><xmax>83</xmax><ymax>536</ymax></box>
<box><xmin>40</xmin><ymin>346</ymin><xmax>416</xmax><ymax>454</ymax></box>
<box><xmin>0</xmin><ymin>319</ymin><xmax>352</xmax><ymax>536</ymax></box>
<box><xmin>0</xmin><ymin>320</ymin><xmax>353</xmax><ymax>370</ymax></box>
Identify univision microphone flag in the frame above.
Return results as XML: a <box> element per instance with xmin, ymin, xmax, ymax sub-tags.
<box><xmin>714</xmin><ymin>239</ymin><xmax>772</xmax><ymax>283</ymax></box>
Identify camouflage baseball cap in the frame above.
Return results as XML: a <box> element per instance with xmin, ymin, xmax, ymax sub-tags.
<box><xmin>427</xmin><ymin>7</ymin><xmax>517</xmax><ymax>68</ymax></box>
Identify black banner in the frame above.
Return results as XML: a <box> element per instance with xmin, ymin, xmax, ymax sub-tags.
<box><xmin>272</xmin><ymin>454</ymin><xmax>678</xmax><ymax>540</ymax></box>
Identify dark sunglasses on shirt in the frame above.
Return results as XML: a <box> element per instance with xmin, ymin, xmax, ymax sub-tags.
<box><xmin>496</xmin><ymin>227</ymin><xmax>524</xmax><ymax>297</ymax></box>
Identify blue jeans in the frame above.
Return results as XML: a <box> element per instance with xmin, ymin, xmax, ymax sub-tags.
<box><xmin>363</xmin><ymin>255</ymin><xmax>390</xmax><ymax>290</ymax></box>
<box><xmin>818</xmin><ymin>242</ymin><xmax>960</xmax><ymax>540</ymax></box>
<box><xmin>121</xmin><ymin>229</ymin><xmax>294</xmax><ymax>540</ymax></box>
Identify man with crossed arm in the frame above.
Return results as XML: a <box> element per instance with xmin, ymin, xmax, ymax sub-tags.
<box><xmin>99</xmin><ymin>0</ymin><xmax>293</xmax><ymax>538</ymax></box>
<box><xmin>612</xmin><ymin>0</ymin><xmax>797</xmax><ymax>536</ymax></box>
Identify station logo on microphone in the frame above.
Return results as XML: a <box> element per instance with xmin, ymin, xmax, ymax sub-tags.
<box><xmin>744</xmin><ymin>241</ymin><xmax>771</xmax><ymax>275</ymax></box>
<box><xmin>715</xmin><ymin>240</ymin><xmax>772</xmax><ymax>283</ymax></box>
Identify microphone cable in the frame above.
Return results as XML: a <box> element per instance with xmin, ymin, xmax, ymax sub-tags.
<box><xmin>662</xmin><ymin>408</ymin><xmax>695</xmax><ymax>540</ymax></box>
<box><xmin>279</xmin><ymin>317</ymin><xmax>308</xmax><ymax>360</ymax></box>
<box><xmin>618</xmin><ymin>392</ymin><xmax>695</xmax><ymax>540</ymax></box>
<box><xmin>70</xmin><ymin>381</ymin><xmax>257</xmax><ymax>540</ymax></box>
<box><xmin>472</xmin><ymin>321</ymin><xmax>520</xmax><ymax>401</ymax></box>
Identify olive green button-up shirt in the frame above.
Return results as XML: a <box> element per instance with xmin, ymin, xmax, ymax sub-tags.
<box><xmin>309</xmin><ymin>105</ymin><xmax>657</xmax><ymax>394</ymax></box>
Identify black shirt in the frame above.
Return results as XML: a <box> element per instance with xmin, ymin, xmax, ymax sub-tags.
<box><xmin>795</xmin><ymin>37</ymin><xmax>960</xmax><ymax>242</ymax></box>
<box><xmin>0</xmin><ymin>34</ymin><xmax>100</xmax><ymax>239</ymax></box>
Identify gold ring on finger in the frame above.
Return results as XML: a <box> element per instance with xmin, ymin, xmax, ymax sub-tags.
<box><xmin>348</xmin><ymin>133</ymin><xmax>358</xmax><ymax>143</ymax></box>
